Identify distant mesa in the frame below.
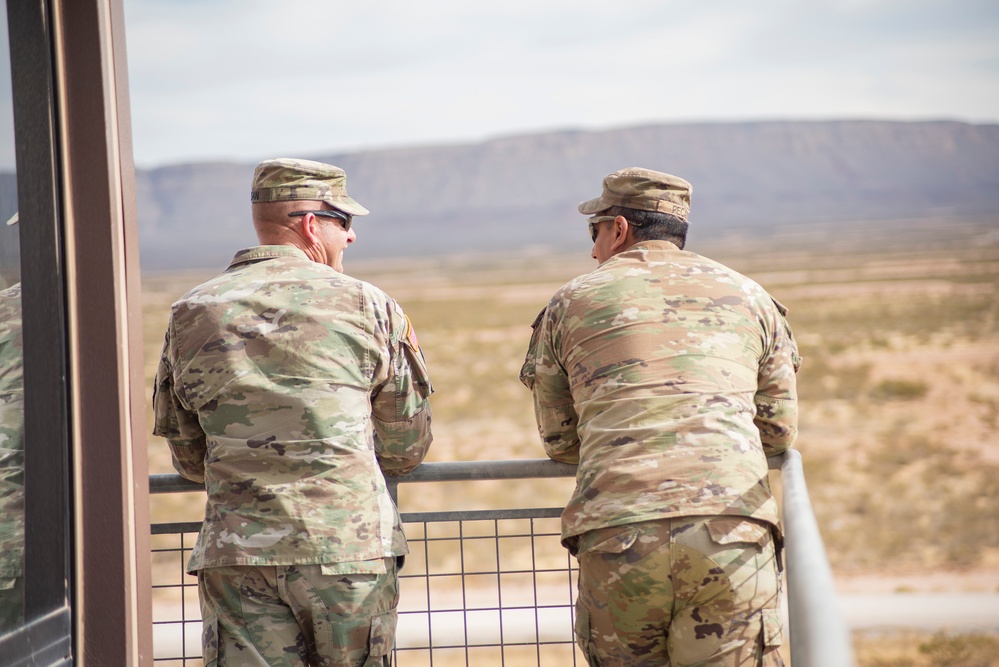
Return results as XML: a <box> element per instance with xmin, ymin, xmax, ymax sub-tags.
<box><xmin>3</xmin><ymin>119</ymin><xmax>998</xmax><ymax>270</ymax></box>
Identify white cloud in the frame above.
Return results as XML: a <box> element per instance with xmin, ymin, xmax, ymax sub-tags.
<box><xmin>113</xmin><ymin>0</ymin><xmax>999</xmax><ymax>167</ymax></box>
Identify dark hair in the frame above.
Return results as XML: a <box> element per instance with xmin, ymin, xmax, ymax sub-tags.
<box><xmin>607</xmin><ymin>206</ymin><xmax>688</xmax><ymax>249</ymax></box>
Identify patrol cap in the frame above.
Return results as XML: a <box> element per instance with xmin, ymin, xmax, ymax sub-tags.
<box><xmin>5</xmin><ymin>212</ymin><xmax>17</xmax><ymax>226</ymax></box>
<box><xmin>578</xmin><ymin>168</ymin><xmax>691</xmax><ymax>222</ymax></box>
<box><xmin>250</xmin><ymin>158</ymin><xmax>369</xmax><ymax>216</ymax></box>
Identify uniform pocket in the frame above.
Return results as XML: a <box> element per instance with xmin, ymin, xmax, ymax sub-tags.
<box><xmin>321</xmin><ymin>559</ymin><xmax>388</xmax><ymax>576</ymax></box>
<box><xmin>362</xmin><ymin>608</ymin><xmax>397</xmax><ymax>666</ymax></box>
<box><xmin>201</xmin><ymin>610</ymin><xmax>220</xmax><ymax>667</ymax></box>
<box><xmin>705</xmin><ymin>516</ymin><xmax>769</xmax><ymax>547</ymax></box>
<box><xmin>759</xmin><ymin>607</ymin><xmax>784</xmax><ymax>666</ymax></box>
<box><xmin>573</xmin><ymin>600</ymin><xmax>602</xmax><ymax>666</ymax></box>
<box><xmin>576</xmin><ymin>525</ymin><xmax>639</xmax><ymax>557</ymax></box>
<box><xmin>761</xmin><ymin>607</ymin><xmax>783</xmax><ymax>648</ymax></box>
<box><xmin>401</xmin><ymin>324</ymin><xmax>433</xmax><ymax>398</ymax></box>
<box><xmin>519</xmin><ymin>307</ymin><xmax>548</xmax><ymax>390</ymax></box>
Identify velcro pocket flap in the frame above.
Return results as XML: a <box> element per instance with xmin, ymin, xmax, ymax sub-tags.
<box><xmin>761</xmin><ymin>607</ymin><xmax>783</xmax><ymax>647</ymax></box>
<box><xmin>364</xmin><ymin>608</ymin><xmax>397</xmax><ymax>662</ymax></box>
<box><xmin>321</xmin><ymin>559</ymin><xmax>388</xmax><ymax>576</ymax></box>
<box><xmin>201</xmin><ymin>610</ymin><xmax>220</xmax><ymax>667</ymax></box>
<box><xmin>706</xmin><ymin>516</ymin><xmax>769</xmax><ymax>547</ymax></box>
<box><xmin>577</xmin><ymin>525</ymin><xmax>639</xmax><ymax>555</ymax></box>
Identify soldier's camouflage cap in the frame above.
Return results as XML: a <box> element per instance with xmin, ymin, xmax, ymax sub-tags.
<box><xmin>578</xmin><ymin>167</ymin><xmax>691</xmax><ymax>222</ymax></box>
<box><xmin>250</xmin><ymin>158</ymin><xmax>369</xmax><ymax>216</ymax></box>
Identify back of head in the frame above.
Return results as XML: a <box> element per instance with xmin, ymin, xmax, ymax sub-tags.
<box><xmin>579</xmin><ymin>167</ymin><xmax>692</xmax><ymax>248</ymax></box>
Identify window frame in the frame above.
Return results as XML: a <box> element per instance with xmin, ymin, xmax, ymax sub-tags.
<box><xmin>0</xmin><ymin>0</ymin><xmax>151</xmax><ymax>664</ymax></box>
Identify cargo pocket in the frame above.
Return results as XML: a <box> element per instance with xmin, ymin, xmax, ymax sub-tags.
<box><xmin>201</xmin><ymin>610</ymin><xmax>220</xmax><ymax>667</ymax></box>
<box><xmin>760</xmin><ymin>607</ymin><xmax>784</xmax><ymax>666</ymax></box>
<box><xmin>320</xmin><ymin>559</ymin><xmax>388</xmax><ymax>576</ymax></box>
<box><xmin>705</xmin><ymin>517</ymin><xmax>769</xmax><ymax>548</ymax></box>
<box><xmin>362</xmin><ymin>608</ymin><xmax>397</xmax><ymax>667</ymax></box>
<box><xmin>761</xmin><ymin>607</ymin><xmax>782</xmax><ymax>647</ymax></box>
<box><xmin>573</xmin><ymin>601</ymin><xmax>601</xmax><ymax>666</ymax></box>
<box><xmin>576</xmin><ymin>525</ymin><xmax>639</xmax><ymax>558</ymax></box>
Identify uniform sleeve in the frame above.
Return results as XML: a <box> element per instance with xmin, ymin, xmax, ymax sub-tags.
<box><xmin>526</xmin><ymin>304</ymin><xmax>580</xmax><ymax>464</ymax></box>
<box><xmin>754</xmin><ymin>298</ymin><xmax>801</xmax><ymax>457</ymax></box>
<box><xmin>151</xmin><ymin>327</ymin><xmax>207</xmax><ymax>483</ymax></box>
<box><xmin>371</xmin><ymin>300</ymin><xmax>433</xmax><ymax>477</ymax></box>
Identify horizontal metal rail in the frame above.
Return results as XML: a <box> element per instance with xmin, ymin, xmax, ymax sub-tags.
<box><xmin>149</xmin><ymin>451</ymin><xmax>855</xmax><ymax>666</ymax></box>
<box><xmin>148</xmin><ymin>457</ymin><xmax>580</xmax><ymax>494</ymax></box>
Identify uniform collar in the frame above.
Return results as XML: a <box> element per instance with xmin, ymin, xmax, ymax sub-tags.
<box><xmin>626</xmin><ymin>240</ymin><xmax>681</xmax><ymax>253</ymax></box>
<box><xmin>228</xmin><ymin>245</ymin><xmax>309</xmax><ymax>269</ymax></box>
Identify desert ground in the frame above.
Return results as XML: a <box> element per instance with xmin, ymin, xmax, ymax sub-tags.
<box><xmin>143</xmin><ymin>216</ymin><xmax>999</xmax><ymax>666</ymax></box>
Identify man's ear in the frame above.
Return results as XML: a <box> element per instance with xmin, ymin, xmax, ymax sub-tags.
<box><xmin>610</xmin><ymin>215</ymin><xmax>631</xmax><ymax>253</ymax></box>
<box><xmin>298</xmin><ymin>212</ymin><xmax>321</xmax><ymax>245</ymax></box>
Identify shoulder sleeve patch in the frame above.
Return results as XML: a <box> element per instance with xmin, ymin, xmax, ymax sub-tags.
<box><xmin>404</xmin><ymin>314</ymin><xmax>421</xmax><ymax>352</ymax></box>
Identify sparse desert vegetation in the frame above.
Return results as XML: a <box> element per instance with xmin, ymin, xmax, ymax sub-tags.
<box><xmin>853</xmin><ymin>631</ymin><xmax>999</xmax><ymax>667</ymax></box>
<box><xmin>143</xmin><ymin>217</ymin><xmax>999</xmax><ymax>664</ymax></box>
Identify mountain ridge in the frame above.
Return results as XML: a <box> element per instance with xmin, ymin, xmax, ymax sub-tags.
<box><xmin>3</xmin><ymin>119</ymin><xmax>997</xmax><ymax>270</ymax></box>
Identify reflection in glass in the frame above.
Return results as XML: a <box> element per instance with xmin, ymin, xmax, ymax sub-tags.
<box><xmin>0</xmin><ymin>0</ymin><xmax>23</xmax><ymax>632</ymax></box>
<box><xmin>0</xmin><ymin>264</ymin><xmax>22</xmax><ymax>631</ymax></box>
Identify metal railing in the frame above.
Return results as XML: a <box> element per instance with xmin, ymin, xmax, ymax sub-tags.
<box><xmin>149</xmin><ymin>451</ymin><xmax>855</xmax><ymax>666</ymax></box>
<box><xmin>779</xmin><ymin>449</ymin><xmax>855</xmax><ymax>667</ymax></box>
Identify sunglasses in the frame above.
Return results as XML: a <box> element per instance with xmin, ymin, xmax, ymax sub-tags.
<box><xmin>288</xmin><ymin>209</ymin><xmax>353</xmax><ymax>232</ymax></box>
<box><xmin>587</xmin><ymin>215</ymin><xmax>615</xmax><ymax>243</ymax></box>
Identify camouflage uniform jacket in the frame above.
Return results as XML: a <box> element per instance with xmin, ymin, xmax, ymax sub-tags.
<box><xmin>153</xmin><ymin>246</ymin><xmax>433</xmax><ymax>572</ymax></box>
<box><xmin>520</xmin><ymin>241</ymin><xmax>799</xmax><ymax>553</ymax></box>
<box><xmin>0</xmin><ymin>283</ymin><xmax>23</xmax><ymax>579</ymax></box>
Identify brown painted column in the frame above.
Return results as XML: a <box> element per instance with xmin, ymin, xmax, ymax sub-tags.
<box><xmin>52</xmin><ymin>0</ymin><xmax>152</xmax><ymax>664</ymax></box>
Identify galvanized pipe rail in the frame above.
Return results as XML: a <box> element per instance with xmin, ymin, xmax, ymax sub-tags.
<box><xmin>149</xmin><ymin>450</ymin><xmax>855</xmax><ymax>666</ymax></box>
<box><xmin>779</xmin><ymin>449</ymin><xmax>856</xmax><ymax>667</ymax></box>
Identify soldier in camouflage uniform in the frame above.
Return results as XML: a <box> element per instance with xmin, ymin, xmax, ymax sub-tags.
<box><xmin>153</xmin><ymin>160</ymin><xmax>433</xmax><ymax>667</ymax></box>
<box><xmin>0</xmin><ymin>212</ymin><xmax>24</xmax><ymax>632</ymax></box>
<box><xmin>520</xmin><ymin>169</ymin><xmax>800</xmax><ymax>666</ymax></box>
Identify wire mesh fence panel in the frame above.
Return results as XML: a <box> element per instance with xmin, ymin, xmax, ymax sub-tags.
<box><xmin>149</xmin><ymin>455</ymin><xmax>854</xmax><ymax>665</ymax></box>
<box><xmin>149</xmin><ymin>511</ymin><xmax>584</xmax><ymax>666</ymax></box>
<box><xmin>395</xmin><ymin>513</ymin><xmax>583</xmax><ymax>666</ymax></box>
<box><xmin>150</xmin><ymin>523</ymin><xmax>205</xmax><ymax>666</ymax></box>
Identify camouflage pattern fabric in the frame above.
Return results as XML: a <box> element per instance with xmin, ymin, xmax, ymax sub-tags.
<box><xmin>520</xmin><ymin>239</ymin><xmax>799</xmax><ymax>551</ymax></box>
<box><xmin>153</xmin><ymin>245</ymin><xmax>433</xmax><ymax>572</ymax></box>
<box><xmin>198</xmin><ymin>558</ymin><xmax>399</xmax><ymax>667</ymax></box>
<box><xmin>574</xmin><ymin>517</ymin><xmax>783</xmax><ymax>666</ymax></box>
<box><xmin>250</xmin><ymin>158</ymin><xmax>370</xmax><ymax>216</ymax></box>
<box><xmin>0</xmin><ymin>283</ymin><xmax>24</xmax><ymax>630</ymax></box>
<box><xmin>578</xmin><ymin>167</ymin><xmax>692</xmax><ymax>220</ymax></box>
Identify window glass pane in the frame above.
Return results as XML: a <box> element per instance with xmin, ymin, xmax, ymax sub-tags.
<box><xmin>0</xmin><ymin>0</ymin><xmax>24</xmax><ymax>634</ymax></box>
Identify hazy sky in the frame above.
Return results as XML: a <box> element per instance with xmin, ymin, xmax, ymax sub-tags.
<box><xmin>3</xmin><ymin>0</ymin><xmax>999</xmax><ymax>170</ymax></box>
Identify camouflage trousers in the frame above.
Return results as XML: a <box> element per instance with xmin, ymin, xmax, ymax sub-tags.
<box><xmin>573</xmin><ymin>516</ymin><xmax>784</xmax><ymax>667</ymax></box>
<box><xmin>197</xmin><ymin>558</ymin><xmax>400</xmax><ymax>667</ymax></box>
<box><xmin>0</xmin><ymin>575</ymin><xmax>24</xmax><ymax>632</ymax></box>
